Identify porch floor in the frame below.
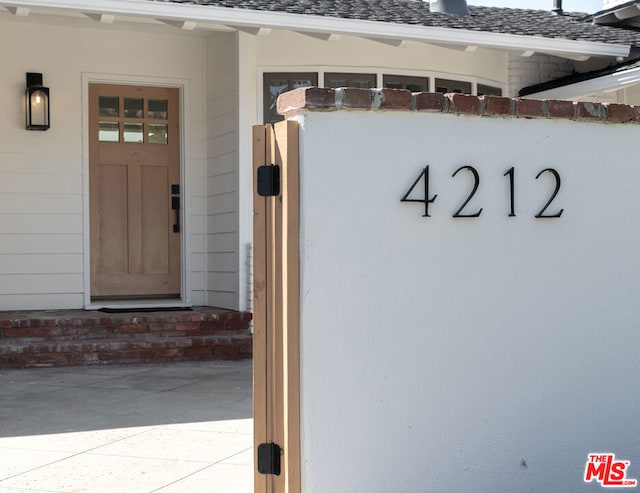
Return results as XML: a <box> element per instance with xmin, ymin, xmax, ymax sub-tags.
<box><xmin>0</xmin><ymin>360</ymin><xmax>253</xmax><ymax>492</ymax></box>
<box><xmin>0</xmin><ymin>308</ymin><xmax>252</xmax><ymax>369</ymax></box>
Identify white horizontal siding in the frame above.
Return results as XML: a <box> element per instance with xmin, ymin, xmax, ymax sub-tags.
<box><xmin>207</xmin><ymin>173</ymin><xmax>235</xmax><ymax>197</ymax></box>
<box><xmin>0</xmin><ymin>254</ymin><xmax>83</xmax><ymax>274</ymax></box>
<box><xmin>0</xmin><ymin>293</ymin><xmax>83</xmax><ymax>310</ymax></box>
<box><xmin>1</xmin><ymin>214</ymin><xmax>82</xmax><ymax>234</ymax></box>
<box><xmin>207</xmin><ymin>272</ymin><xmax>237</xmax><ymax>292</ymax></box>
<box><xmin>0</xmin><ymin>153</ymin><xmax>81</xmax><ymax>174</ymax></box>
<box><xmin>0</xmin><ymin>173</ymin><xmax>82</xmax><ymax>195</ymax></box>
<box><xmin>206</xmin><ymin>152</ymin><xmax>236</xmax><ymax>176</ymax></box>
<box><xmin>207</xmin><ymin>193</ymin><xmax>235</xmax><ymax>214</ymax></box>
<box><xmin>0</xmin><ymin>194</ymin><xmax>82</xmax><ymax>214</ymax></box>
<box><xmin>0</xmin><ymin>14</ymin><xmax>207</xmax><ymax>310</ymax></box>
<box><xmin>207</xmin><ymin>213</ymin><xmax>236</xmax><ymax>234</ymax></box>
<box><xmin>208</xmin><ymin>253</ymin><xmax>236</xmax><ymax>273</ymax></box>
<box><xmin>191</xmin><ymin>234</ymin><xmax>206</xmax><ymax>253</ymax></box>
<box><xmin>205</xmin><ymin>32</ymin><xmax>240</xmax><ymax>310</ymax></box>
<box><xmin>0</xmin><ymin>274</ymin><xmax>83</xmax><ymax>295</ymax></box>
<box><xmin>208</xmin><ymin>232</ymin><xmax>235</xmax><ymax>253</ymax></box>
<box><xmin>0</xmin><ymin>235</ymin><xmax>83</xmax><ymax>254</ymax></box>
<box><xmin>191</xmin><ymin>253</ymin><xmax>205</xmax><ymax>272</ymax></box>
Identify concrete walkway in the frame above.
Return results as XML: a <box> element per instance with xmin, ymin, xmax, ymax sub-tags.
<box><xmin>0</xmin><ymin>361</ymin><xmax>253</xmax><ymax>493</ymax></box>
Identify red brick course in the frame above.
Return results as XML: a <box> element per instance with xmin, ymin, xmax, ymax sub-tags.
<box><xmin>0</xmin><ymin>307</ymin><xmax>252</xmax><ymax>368</ymax></box>
<box><xmin>482</xmin><ymin>96</ymin><xmax>513</xmax><ymax>117</ymax></box>
<box><xmin>413</xmin><ymin>92</ymin><xmax>447</xmax><ymax>112</ymax></box>
<box><xmin>606</xmin><ymin>103</ymin><xmax>634</xmax><ymax>123</ymax></box>
<box><xmin>276</xmin><ymin>87</ymin><xmax>640</xmax><ymax>124</ymax></box>
<box><xmin>447</xmin><ymin>93</ymin><xmax>481</xmax><ymax>115</ymax></box>
<box><xmin>575</xmin><ymin>101</ymin><xmax>606</xmax><ymax>121</ymax></box>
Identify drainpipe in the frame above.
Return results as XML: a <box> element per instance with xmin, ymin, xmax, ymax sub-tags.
<box><xmin>552</xmin><ymin>0</ymin><xmax>563</xmax><ymax>15</ymax></box>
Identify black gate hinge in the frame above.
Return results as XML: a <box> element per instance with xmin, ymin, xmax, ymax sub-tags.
<box><xmin>257</xmin><ymin>442</ymin><xmax>282</xmax><ymax>475</ymax></box>
<box><xmin>257</xmin><ymin>165</ymin><xmax>280</xmax><ymax>197</ymax></box>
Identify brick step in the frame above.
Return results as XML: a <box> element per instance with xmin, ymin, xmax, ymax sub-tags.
<box><xmin>0</xmin><ymin>307</ymin><xmax>253</xmax><ymax>368</ymax></box>
<box><xmin>0</xmin><ymin>334</ymin><xmax>252</xmax><ymax>368</ymax></box>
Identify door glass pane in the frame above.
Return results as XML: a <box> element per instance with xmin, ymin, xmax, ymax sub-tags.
<box><xmin>99</xmin><ymin>96</ymin><xmax>119</xmax><ymax>117</ymax></box>
<box><xmin>123</xmin><ymin>123</ymin><xmax>144</xmax><ymax>143</ymax></box>
<box><xmin>148</xmin><ymin>124</ymin><xmax>168</xmax><ymax>144</ymax></box>
<box><xmin>98</xmin><ymin>122</ymin><xmax>119</xmax><ymax>142</ymax></box>
<box><xmin>124</xmin><ymin>98</ymin><xmax>144</xmax><ymax>118</ymax></box>
<box><xmin>148</xmin><ymin>99</ymin><xmax>168</xmax><ymax>119</ymax></box>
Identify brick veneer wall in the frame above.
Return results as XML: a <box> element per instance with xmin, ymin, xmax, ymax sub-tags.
<box><xmin>277</xmin><ymin>87</ymin><xmax>640</xmax><ymax>123</ymax></box>
<box><xmin>507</xmin><ymin>53</ymin><xmax>575</xmax><ymax>98</ymax></box>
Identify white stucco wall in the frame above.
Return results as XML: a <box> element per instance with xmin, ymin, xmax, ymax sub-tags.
<box><xmin>294</xmin><ymin>108</ymin><xmax>640</xmax><ymax>492</ymax></box>
<box><xmin>233</xmin><ymin>31</ymin><xmax>508</xmax><ymax>311</ymax></box>
<box><xmin>0</xmin><ymin>14</ymin><xmax>206</xmax><ymax>310</ymax></box>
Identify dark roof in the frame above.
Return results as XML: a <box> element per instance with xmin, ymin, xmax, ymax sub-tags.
<box><xmin>519</xmin><ymin>56</ymin><xmax>640</xmax><ymax>96</ymax></box>
<box><xmin>151</xmin><ymin>0</ymin><xmax>640</xmax><ymax>47</ymax></box>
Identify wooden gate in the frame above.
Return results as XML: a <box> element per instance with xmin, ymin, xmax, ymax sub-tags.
<box><xmin>253</xmin><ymin>121</ymin><xmax>301</xmax><ymax>493</ymax></box>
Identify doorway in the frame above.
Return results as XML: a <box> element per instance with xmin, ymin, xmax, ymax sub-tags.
<box><xmin>88</xmin><ymin>83</ymin><xmax>181</xmax><ymax>299</ymax></box>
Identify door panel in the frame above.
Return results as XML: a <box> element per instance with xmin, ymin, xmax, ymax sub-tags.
<box><xmin>89</xmin><ymin>83</ymin><xmax>180</xmax><ymax>298</ymax></box>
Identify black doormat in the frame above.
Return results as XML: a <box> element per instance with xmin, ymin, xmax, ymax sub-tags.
<box><xmin>98</xmin><ymin>307</ymin><xmax>193</xmax><ymax>314</ymax></box>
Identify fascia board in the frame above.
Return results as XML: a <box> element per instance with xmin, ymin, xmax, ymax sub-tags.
<box><xmin>526</xmin><ymin>66</ymin><xmax>640</xmax><ymax>99</ymax></box>
<box><xmin>1</xmin><ymin>0</ymin><xmax>631</xmax><ymax>58</ymax></box>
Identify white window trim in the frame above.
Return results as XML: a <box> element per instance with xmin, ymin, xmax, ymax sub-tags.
<box><xmin>81</xmin><ymin>73</ymin><xmax>192</xmax><ymax>309</ymax></box>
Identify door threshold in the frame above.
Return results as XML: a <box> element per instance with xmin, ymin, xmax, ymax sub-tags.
<box><xmin>85</xmin><ymin>300</ymin><xmax>191</xmax><ymax>311</ymax></box>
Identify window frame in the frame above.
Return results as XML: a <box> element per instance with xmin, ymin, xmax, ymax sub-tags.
<box><xmin>259</xmin><ymin>68</ymin><xmax>505</xmax><ymax>123</ymax></box>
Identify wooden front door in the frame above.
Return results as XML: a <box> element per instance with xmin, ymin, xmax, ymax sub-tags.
<box><xmin>253</xmin><ymin>121</ymin><xmax>301</xmax><ymax>493</ymax></box>
<box><xmin>89</xmin><ymin>84</ymin><xmax>181</xmax><ymax>298</ymax></box>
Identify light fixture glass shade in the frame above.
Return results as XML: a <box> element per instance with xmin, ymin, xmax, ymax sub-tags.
<box><xmin>25</xmin><ymin>73</ymin><xmax>50</xmax><ymax>130</ymax></box>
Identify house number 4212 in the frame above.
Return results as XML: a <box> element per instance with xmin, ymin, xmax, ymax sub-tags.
<box><xmin>401</xmin><ymin>165</ymin><xmax>564</xmax><ymax>219</ymax></box>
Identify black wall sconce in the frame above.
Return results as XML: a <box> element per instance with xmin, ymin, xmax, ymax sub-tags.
<box><xmin>25</xmin><ymin>73</ymin><xmax>50</xmax><ymax>130</ymax></box>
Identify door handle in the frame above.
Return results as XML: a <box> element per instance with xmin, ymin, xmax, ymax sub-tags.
<box><xmin>171</xmin><ymin>196</ymin><xmax>180</xmax><ymax>233</ymax></box>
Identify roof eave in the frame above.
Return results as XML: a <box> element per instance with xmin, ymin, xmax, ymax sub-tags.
<box><xmin>0</xmin><ymin>0</ymin><xmax>632</xmax><ymax>60</ymax></box>
<box><xmin>524</xmin><ymin>65</ymin><xmax>640</xmax><ymax>99</ymax></box>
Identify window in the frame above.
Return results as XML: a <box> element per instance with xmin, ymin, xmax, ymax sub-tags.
<box><xmin>325</xmin><ymin>73</ymin><xmax>376</xmax><ymax>89</ymax></box>
<box><xmin>383</xmin><ymin>75</ymin><xmax>430</xmax><ymax>93</ymax></box>
<box><xmin>435</xmin><ymin>78</ymin><xmax>472</xmax><ymax>94</ymax></box>
<box><xmin>263</xmin><ymin>73</ymin><xmax>318</xmax><ymax>124</ymax></box>
<box><xmin>263</xmin><ymin>70</ymin><xmax>502</xmax><ymax>122</ymax></box>
<box><xmin>98</xmin><ymin>95</ymin><xmax>169</xmax><ymax>144</ymax></box>
<box><xmin>477</xmin><ymin>84</ymin><xmax>503</xmax><ymax>97</ymax></box>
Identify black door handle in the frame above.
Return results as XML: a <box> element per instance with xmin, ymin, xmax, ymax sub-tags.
<box><xmin>171</xmin><ymin>196</ymin><xmax>180</xmax><ymax>233</ymax></box>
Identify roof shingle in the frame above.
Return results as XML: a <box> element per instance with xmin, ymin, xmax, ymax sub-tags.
<box><xmin>149</xmin><ymin>0</ymin><xmax>640</xmax><ymax>47</ymax></box>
